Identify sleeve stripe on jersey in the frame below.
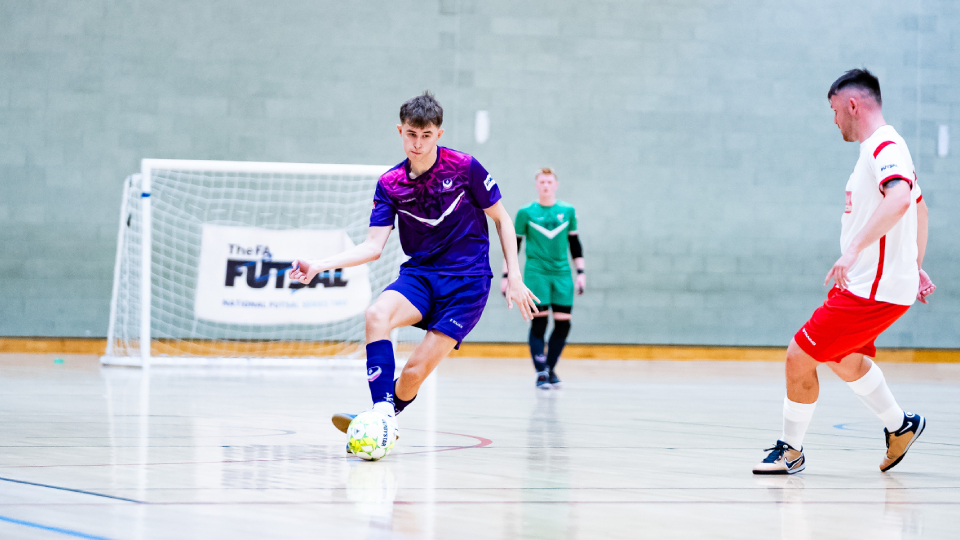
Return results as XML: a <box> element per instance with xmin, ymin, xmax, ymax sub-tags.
<box><xmin>917</xmin><ymin>194</ymin><xmax>923</xmax><ymax>203</ymax></box>
<box><xmin>879</xmin><ymin>174</ymin><xmax>914</xmax><ymax>191</ymax></box>
<box><xmin>873</xmin><ymin>140</ymin><xmax>896</xmax><ymax>158</ymax></box>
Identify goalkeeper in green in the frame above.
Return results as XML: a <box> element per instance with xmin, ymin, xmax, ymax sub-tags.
<box><xmin>501</xmin><ymin>168</ymin><xmax>585</xmax><ymax>388</ymax></box>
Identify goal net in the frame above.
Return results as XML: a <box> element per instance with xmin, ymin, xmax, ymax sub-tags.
<box><xmin>103</xmin><ymin>159</ymin><xmax>405</xmax><ymax>367</ymax></box>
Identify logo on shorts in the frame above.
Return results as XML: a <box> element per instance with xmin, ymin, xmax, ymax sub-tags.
<box><xmin>449</xmin><ymin>318</ymin><xmax>463</xmax><ymax>329</ymax></box>
<box><xmin>367</xmin><ymin>366</ymin><xmax>382</xmax><ymax>381</ymax></box>
<box><xmin>801</xmin><ymin>328</ymin><xmax>816</xmax><ymax>346</ymax></box>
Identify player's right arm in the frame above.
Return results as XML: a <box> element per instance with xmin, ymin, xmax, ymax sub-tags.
<box><xmin>292</xmin><ymin>178</ymin><xmax>397</xmax><ymax>284</ymax></box>
<box><xmin>290</xmin><ymin>226</ymin><xmax>392</xmax><ymax>285</ymax></box>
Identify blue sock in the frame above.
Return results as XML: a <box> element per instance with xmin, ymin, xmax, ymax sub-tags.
<box><xmin>366</xmin><ymin>340</ymin><xmax>396</xmax><ymax>406</ymax></box>
<box><xmin>393</xmin><ymin>379</ymin><xmax>417</xmax><ymax>415</ymax></box>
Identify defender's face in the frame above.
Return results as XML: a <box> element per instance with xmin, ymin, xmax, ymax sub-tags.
<box><xmin>830</xmin><ymin>94</ymin><xmax>857</xmax><ymax>142</ymax></box>
<box><xmin>535</xmin><ymin>173</ymin><xmax>558</xmax><ymax>198</ymax></box>
<box><xmin>398</xmin><ymin>122</ymin><xmax>443</xmax><ymax>161</ymax></box>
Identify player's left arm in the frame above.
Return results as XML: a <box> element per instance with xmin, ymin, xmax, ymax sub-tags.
<box><xmin>567</xmin><ymin>207</ymin><xmax>585</xmax><ymax>294</ymax></box>
<box><xmin>916</xmin><ymin>198</ymin><xmax>935</xmax><ymax>303</ymax></box>
<box><xmin>826</xmin><ymin>179</ymin><xmax>912</xmax><ymax>290</ymax></box>
<box><xmin>569</xmin><ymin>233</ymin><xmax>585</xmax><ymax>295</ymax></box>
<box><xmin>484</xmin><ymin>201</ymin><xmax>540</xmax><ymax>320</ymax></box>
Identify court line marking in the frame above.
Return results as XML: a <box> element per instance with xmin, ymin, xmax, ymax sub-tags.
<box><xmin>0</xmin><ymin>476</ymin><xmax>143</xmax><ymax>504</ymax></box>
<box><xmin>0</xmin><ymin>513</ymin><xmax>119</xmax><ymax>540</ymax></box>
<box><xmin>0</xmin><ymin>430</ymin><xmax>492</xmax><ymax>469</ymax></box>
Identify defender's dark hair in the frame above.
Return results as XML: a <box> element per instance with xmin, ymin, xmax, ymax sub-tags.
<box><xmin>399</xmin><ymin>91</ymin><xmax>443</xmax><ymax>128</ymax></box>
<box><xmin>828</xmin><ymin>68</ymin><xmax>882</xmax><ymax>106</ymax></box>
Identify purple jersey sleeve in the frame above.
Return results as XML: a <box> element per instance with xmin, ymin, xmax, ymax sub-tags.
<box><xmin>467</xmin><ymin>158</ymin><xmax>501</xmax><ymax>210</ymax></box>
<box><xmin>370</xmin><ymin>181</ymin><xmax>397</xmax><ymax>227</ymax></box>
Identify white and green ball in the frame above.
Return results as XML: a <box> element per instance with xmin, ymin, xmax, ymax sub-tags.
<box><xmin>347</xmin><ymin>410</ymin><xmax>397</xmax><ymax>461</ymax></box>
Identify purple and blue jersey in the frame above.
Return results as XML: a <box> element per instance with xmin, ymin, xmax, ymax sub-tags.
<box><xmin>370</xmin><ymin>146</ymin><xmax>501</xmax><ymax>277</ymax></box>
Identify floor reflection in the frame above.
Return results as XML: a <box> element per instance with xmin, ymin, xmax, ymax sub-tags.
<box><xmin>523</xmin><ymin>390</ymin><xmax>570</xmax><ymax>536</ymax></box>
<box><xmin>756</xmin><ymin>472</ymin><xmax>925</xmax><ymax>540</ymax></box>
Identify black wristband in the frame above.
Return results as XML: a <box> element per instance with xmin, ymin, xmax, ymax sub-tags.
<box><xmin>502</xmin><ymin>272</ymin><xmax>509</xmax><ymax>278</ymax></box>
<box><xmin>576</xmin><ymin>269</ymin><xmax>584</xmax><ymax>274</ymax></box>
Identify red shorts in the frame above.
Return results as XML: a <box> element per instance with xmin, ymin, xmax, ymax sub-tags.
<box><xmin>794</xmin><ymin>288</ymin><xmax>909</xmax><ymax>363</ymax></box>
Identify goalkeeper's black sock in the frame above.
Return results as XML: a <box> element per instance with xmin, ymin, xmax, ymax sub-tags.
<box><xmin>529</xmin><ymin>316</ymin><xmax>549</xmax><ymax>372</ymax></box>
<box><xmin>546</xmin><ymin>320</ymin><xmax>571</xmax><ymax>370</ymax></box>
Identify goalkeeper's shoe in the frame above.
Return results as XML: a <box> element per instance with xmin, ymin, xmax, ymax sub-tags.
<box><xmin>753</xmin><ymin>440</ymin><xmax>805</xmax><ymax>475</ymax></box>
<box><xmin>548</xmin><ymin>369</ymin><xmax>562</xmax><ymax>388</ymax></box>
<box><xmin>536</xmin><ymin>371</ymin><xmax>551</xmax><ymax>389</ymax></box>
<box><xmin>880</xmin><ymin>413</ymin><xmax>925</xmax><ymax>472</ymax></box>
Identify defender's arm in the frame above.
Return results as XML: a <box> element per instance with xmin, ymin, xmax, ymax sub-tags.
<box><xmin>826</xmin><ymin>179</ymin><xmax>911</xmax><ymax>290</ymax></box>
<box><xmin>916</xmin><ymin>198</ymin><xmax>936</xmax><ymax>302</ymax></box>
<box><xmin>484</xmin><ymin>201</ymin><xmax>540</xmax><ymax>320</ymax></box>
<box><xmin>291</xmin><ymin>225</ymin><xmax>393</xmax><ymax>284</ymax></box>
<box><xmin>917</xmin><ymin>198</ymin><xmax>929</xmax><ymax>268</ymax></box>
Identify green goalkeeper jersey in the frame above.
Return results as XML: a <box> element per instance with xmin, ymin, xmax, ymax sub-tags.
<box><xmin>515</xmin><ymin>201</ymin><xmax>578</xmax><ymax>274</ymax></box>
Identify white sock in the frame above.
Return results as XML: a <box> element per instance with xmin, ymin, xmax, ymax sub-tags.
<box><xmin>781</xmin><ymin>397</ymin><xmax>816</xmax><ymax>450</ymax></box>
<box><xmin>847</xmin><ymin>360</ymin><xmax>904</xmax><ymax>432</ymax></box>
<box><xmin>372</xmin><ymin>401</ymin><xmax>395</xmax><ymax>418</ymax></box>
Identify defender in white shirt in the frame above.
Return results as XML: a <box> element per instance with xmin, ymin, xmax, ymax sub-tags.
<box><xmin>754</xmin><ymin>69</ymin><xmax>937</xmax><ymax>475</ymax></box>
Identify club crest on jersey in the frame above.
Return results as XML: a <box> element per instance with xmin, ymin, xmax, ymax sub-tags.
<box><xmin>442</xmin><ymin>178</ymin><xmax>453</xmax><ymax>190</ymax></box>
<box><xmin>557</xmin><ymin>213</ymin><xmax>564</xmax><ymax>221</ymax></box>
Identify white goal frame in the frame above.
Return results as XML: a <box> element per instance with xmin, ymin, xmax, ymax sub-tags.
<box><xmin>101</xmin><ymin>159</ymin><xmax>394</xmax><ymax>368</ymax></box>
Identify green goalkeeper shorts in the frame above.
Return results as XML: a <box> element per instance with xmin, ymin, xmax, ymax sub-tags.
<box><xmin>524</xmin><ymin>270</ymin><xmax>574</xmax><ymax>309</ymax></box>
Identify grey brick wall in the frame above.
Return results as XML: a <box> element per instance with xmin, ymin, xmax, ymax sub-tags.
<box><xmin>1</xmin><ymin>0</ymin><xmax>957</xmax><ymax>347</ymax></box>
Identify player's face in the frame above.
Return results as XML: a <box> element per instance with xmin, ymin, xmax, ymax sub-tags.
<box><xmin>397</xmin><ymin>122</ymin><xmax>443</xmax><ymax>161</ymax></box>
<box><xmin>535</xmin><ymin>173</ymin><xmax>557</xmax><ymax>197</ymax></box>
<box><xmin>830</xmin><ymin>93</ymin><xmax>857</xmax><ymax>142</ymax></box>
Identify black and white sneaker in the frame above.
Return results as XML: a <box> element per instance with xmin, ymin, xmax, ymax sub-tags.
<box><xmin>548</xmin><ymin>370</ymin><xmax>562</xmax><ymax>388</ymax></box>
<box><xmin>753</xmin><ymin>440</ymin><xmax>805</xmax><ymax>475</ymax></box>
<box><xmin>536</xmin><ymin>371</ymin><xmax>551</xmax><ymax>389</ymax></box>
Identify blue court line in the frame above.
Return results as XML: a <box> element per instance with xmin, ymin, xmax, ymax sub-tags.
<box><xmin>0</xmin><ymin>476</ymin><xmax>142</xmax><ymax>504</ymax></box>
<box><xmin>0</xmin><ymin>513</ymin><xmax>119</xmax><ymax>540</ymax></box>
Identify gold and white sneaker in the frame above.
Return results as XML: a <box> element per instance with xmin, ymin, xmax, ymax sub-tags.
<box><xmin>332</xmin><ymin>413</ymin><xmax>356</xmax><ymax>434</ymax></box>
<box><xmin>753</xmin><ymin>440</ymin><xmax>805</xmax><ymax>475</ymax></box>
<box><xmin>880</xmin><ymin>413</ymin><xmax>925</xmax><ymax>472</ymax></box>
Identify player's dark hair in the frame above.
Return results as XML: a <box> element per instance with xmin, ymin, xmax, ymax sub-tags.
<box><xmin>828</xmin><ymin>68</ymin><xmax>882</xmax><ymax>106</ymax></box>
<box><xmin>399</xmin><ymin>91</ymin><xmax>443</xmax><ymax>128</ymax></box>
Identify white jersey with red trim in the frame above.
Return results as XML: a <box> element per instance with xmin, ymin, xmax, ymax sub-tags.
<box><xmin>841</xmin><ymin>125</ymin><xmax>921</xmax><ymax>306</ymax></box>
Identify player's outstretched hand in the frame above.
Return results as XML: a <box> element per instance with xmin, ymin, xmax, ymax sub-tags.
<box><xmin>505</xmin><ymin>276</ymin><xmax>539</xmax><ymax>321</ymax></box>
<box><xmin>575</xmin><ymin>273</ymin><xmax>586</xmax><ymax>296</ymax></box>
<box><xmin>290</xmin><ymin>259</ymin><xmax>321</xmax><ymax>285</ymax></box>
<box><xmin>825</xmin><ymin>249</ymin><xmax>857</xmax><ymax>290</ymax></box>
<box><xmin>917</xmin><ymin>268</ymin><xmax>936</xmax><ymax>304</ymax></box>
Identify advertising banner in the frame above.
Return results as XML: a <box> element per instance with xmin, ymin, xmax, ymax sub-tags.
<box><xmin>193</xmin><ymin>224</ymin><xmax>371</xmax><ymax>324</ymax></box>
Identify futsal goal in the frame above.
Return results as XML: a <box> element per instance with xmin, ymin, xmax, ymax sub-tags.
<box><xmin>102</xmin><ymin>159</ymin><xmax>405</xmax><ymax>367</ymax></box>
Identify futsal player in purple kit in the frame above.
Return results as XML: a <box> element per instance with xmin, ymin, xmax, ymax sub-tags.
<box><xmin>290</xmin><ymin>92</ymin><xmax>539</xmax><ymax>444</ymax></box>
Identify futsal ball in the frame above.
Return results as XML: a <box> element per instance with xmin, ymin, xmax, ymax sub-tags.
<box><xmin>347</xmin><ymin>410</ymin><xmax>397</xmax><ymax>461</ymax></box>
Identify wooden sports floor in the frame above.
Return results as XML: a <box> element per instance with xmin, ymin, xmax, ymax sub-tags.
<box><xmin>0</xmin><ymin>352</ymin><xmax>957</xmax><ymax>539</ymax></box>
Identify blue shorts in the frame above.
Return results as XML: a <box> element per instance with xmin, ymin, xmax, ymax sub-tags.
<box><xmin>384</xmin><ymin>272</ymin><xmax>491</xmax><ymax>349</ymax></box>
